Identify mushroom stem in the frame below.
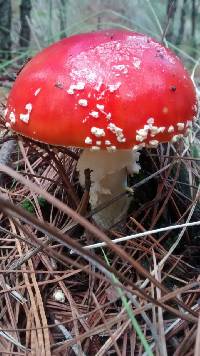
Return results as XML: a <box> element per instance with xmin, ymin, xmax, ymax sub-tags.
<box><xmin>77</xmin><ymin>149</ymin><xmax>140</xmax><ymax>228</ymax></box>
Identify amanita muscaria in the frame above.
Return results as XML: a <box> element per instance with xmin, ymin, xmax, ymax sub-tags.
<box><xmin>5</xmin><ymin>30</ymin><xmax>198</xmax><ymax>228</ymax></box>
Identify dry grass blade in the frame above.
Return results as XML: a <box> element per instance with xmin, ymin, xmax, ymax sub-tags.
<box><xmin>96</xmin><ymin>319</ymin><xmax>130</xmax><ymax>356</ymax></box>
<box><xmin>194</xmin><ymin>313</ymin><xmax>200</xmax><ymax>356</ymax></box>
<box><xmin>54</xmin><ymin>319</ymin><xmax>86</xmax><ymax>356</ymax></box>
<box><xmin>0</xmin><ymin>330</ymin><xmax>29</xmax><ymax>352</ymax></box>
<box><xmin>152</xmin><ymin>250</ymin><xmax>167</xmax><ymax>356</ymax></box>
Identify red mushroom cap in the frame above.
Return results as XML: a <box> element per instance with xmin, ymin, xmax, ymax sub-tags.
<box><xmin>5</xmin><ymin>30</ymin><xmax>198</xmax><ymax>151</ymax></box>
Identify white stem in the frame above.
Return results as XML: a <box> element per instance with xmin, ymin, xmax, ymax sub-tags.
<box><xmin>76</xmin><ymin>149</ymin><xmax>140</xmax><ymax>228</ymax></box>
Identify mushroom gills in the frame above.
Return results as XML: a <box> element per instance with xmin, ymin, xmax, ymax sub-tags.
<box><xmin>77</xmin><ymin>149</ymin><xmax>140</xmax><ymax>228</ymax></box>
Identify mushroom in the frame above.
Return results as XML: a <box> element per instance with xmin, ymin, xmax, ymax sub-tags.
<box><xmin>5</xmin><ymin>30</ymin><xmax>198</xmax><ymax>228</ymax></box>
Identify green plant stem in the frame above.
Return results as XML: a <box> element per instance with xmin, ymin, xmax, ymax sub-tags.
<box><xmin>101</xmin><ymin>249</ymin><xmax>153</xmax><ymax>356</ymax></box>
